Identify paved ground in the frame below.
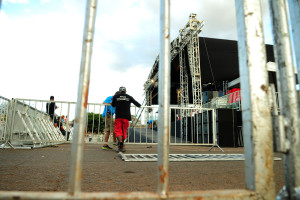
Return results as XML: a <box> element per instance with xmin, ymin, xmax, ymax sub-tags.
<box><xmin>0</xmin><ymin>143</ymin><xmax>285</xmax><ymax>193</ymax></box>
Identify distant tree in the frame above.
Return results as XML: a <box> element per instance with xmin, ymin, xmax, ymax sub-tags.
<box><xmin>87</xmin><ymin>112</ymin><xmax>105</xmax><ymax>134</ymax></box>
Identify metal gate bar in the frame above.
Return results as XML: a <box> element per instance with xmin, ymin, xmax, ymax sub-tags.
<box><xmin>269</xmin><ymin>0</ymin><xmax>300</xmax><ymax>199</ymax></box>
<box><xmin>235</xmin><ymin>0</ymin><xmax>275</xmax><ymax>199</ymax></box>
<box><xmin>0</xmin><ymin>190</ymin><xmax>255</xmax><ymax>200</ymax></box>
<box><xmin>68</xmin><ymin>0</ymin><xmax>97</xmax><ymax>196</ymax></box>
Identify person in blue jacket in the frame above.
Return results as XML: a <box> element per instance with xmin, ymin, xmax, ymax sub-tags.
<box><xmin>102</xmin><ymin>91</ymin><xmax>119</xmax><ymax>150</ymax></box>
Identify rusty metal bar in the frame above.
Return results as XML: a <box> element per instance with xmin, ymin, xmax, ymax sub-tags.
<box><xmin>268</xmin><ymin>0</ymin><xmax>300</xmax><ymax>199</ymax></box>
<box><xmin>0</xmin><ymin>190</ymin><xmax>256</xmax><ymax>200</ymax></box>
<box><xmin>235</xmin><ymin>0</ymin><xmax>275</xmax><ymax>199</ymax></box>
<box><xmin>157</xmin><ymin>0</ymin><xmax>170</xmax><ymax>196</ymax></box>
<box><xmin>68</xmin><ymin>0</ymin><xmax>97</xmax><ymax>196</ymax></box>
<box><xmin>287</xmin><ymin>0</ymin><xmax>300</xmax><ymax>80</ymax></box>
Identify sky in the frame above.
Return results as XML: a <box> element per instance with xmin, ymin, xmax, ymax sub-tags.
<box><xmin>0</xmin><ymin>0</ymin><xmax>274</xmax><ymax>105</ymax></box>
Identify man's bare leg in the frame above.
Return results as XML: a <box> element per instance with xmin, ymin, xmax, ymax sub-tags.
<box><xmin>103</xmin><ymin>131</ymin><xmax>110</xmax><ymax>146</ymax></box>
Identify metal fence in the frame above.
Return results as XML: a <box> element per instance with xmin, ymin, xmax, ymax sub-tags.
<box><xmin>0</xmin><ymin>96</ymin><xmax>9</xmax><ymax>145</ymax></box>
<box><xmin>203</xmin><ymin>90</ymin><xmax>242</xmax><ymax>110</ymax></box>
<box><xmin>3</xmin><ymin>99</ymin><xmax>66</xmax><ymax>148</ymax></box>
<box><xmin>128</xmin><ymin>106</ymin><xmax>218</xmax><ymax>146</ymax></box>
<box><xmin>203</xmin><ymin>89</ymin><xmax>281</xmax><ymax>113</ymax></box>
<box><xmin>0</xmin><ymin>97</ymin><xmax>219</xmax><ymax>147</ymax></box>
<box><xmin>0</xmin><ymin>98</ymin><xmax>121</xmax><ymax>148</ymax></box>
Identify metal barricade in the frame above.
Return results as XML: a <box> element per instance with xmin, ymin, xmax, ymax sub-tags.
<box><xmin>5</xmin><ymin>99</ymin><xmax>65</xmax><ymax>148</ymax></box>
<box><xmin>1</xmin><ymin>98</ymin><xmax>118</xmax><ymax>148</ymax></box>
<box><xmin>128</xmin><ymin>106</ymin><xmax>218</xmax><ymax>146</ymax></box>
<box><xmin>169</xmin><ymin>107</ymin><xmax>216</xmax><ymax>146</ymax></box>
<box><xmin>0</xmin><ymin>96</ymin><xmax>9</xmax><ymax>144</ymax></box>
<box><xmin>127</xmin><ymin>105</ymin><xmax>159</xmax><ymax>144</ymax></box>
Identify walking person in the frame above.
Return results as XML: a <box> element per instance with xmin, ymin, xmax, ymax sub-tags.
<box><xmin>102</xmin><ymin>91</ymin><xmax>119</xmax><ymax>150</ymax></box>
<box><xmin>46</xmin><ymin>96</ymin><xmax>59</xmax><ymax>124</ymax></box>
<box><xmin>112</xmin><ymin>86</ymin><xmax>141</xmax><ymax>152</ymax></box>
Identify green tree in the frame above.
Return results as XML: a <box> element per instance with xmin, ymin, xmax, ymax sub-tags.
<box><xmin>87</xmin><ymin>112</ymin><xmax>105</xmax><ymax>134</ymax></box>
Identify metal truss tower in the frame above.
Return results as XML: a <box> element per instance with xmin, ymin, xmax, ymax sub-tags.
<box><xmin>179</xmin><ymin>48</ymin><xmax>189</xmax><ymax>106</ymax></box>
<box><xmin>143</xmin><ymin>13</ymin><xmax>204</xmax><ymax>108</ymax></box>
<box><xmin>186</xmin><ymin>14</ymin><xmax>203</xmax><ymax>107</ymax></box>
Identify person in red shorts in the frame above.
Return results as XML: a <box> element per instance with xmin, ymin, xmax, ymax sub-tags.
<box><xmin>112</xmin><ymin>86</ymin><xmax>141</xmax><ymax>152</ymax></box>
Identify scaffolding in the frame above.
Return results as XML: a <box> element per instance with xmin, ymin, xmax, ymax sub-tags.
<box><xmin>144</xmin><ymin>13</ymin><xmax>204</xmax><ymax>108</ymax></box>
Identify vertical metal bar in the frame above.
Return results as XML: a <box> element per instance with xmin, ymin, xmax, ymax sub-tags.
<box><xmin>68</xmin><ymin>0</ymin><xmax>97</xmax><ymax>196</ymax></box>
<box><xmin>66</xmin><ymin>103</ymin><xmax>71</xmax><ymax>140</ymax></box>
<box><xmin>191</xmin><ymin>110</ymin><xmax>194</xmax><ymax>144</ymax></box>
<box><xmin>145</xmin><ymin>109</ymin><xmax>148</xmax><ymax>142</ymax></box>
<box><xmin>185</xmin><ymin>110</ymin><xmax>188</xmax><ymax>144</ymax></box>
<box><xmin>287</xmin><ymin>0</ymin><xmax>300</xmax><ymax>80</ymax></box>
<box><xmin>213</xmin><ymin>109</ymin><xmax>217</xmax><ymax>146</ymax></box>
<box><xmin>139</xmin><ymin>107</ymin><xmax>141</xmax><ymax>144</ymax></box>
<box><xmin>86</xmin><ymin>105</ymin><xmax>89</xmax><ymax>137</ymax></box>
<box><xmin>207</xmin><ymin>110</ymin><xmax>210</xmax><ymax>144</ymax></box>
<box><xmin>269</xmin><ymin>0</ymin><xmax>300</xmax><ymax>199</ymax></box>
<box><xmin>97</xmin><ymin>106</ymin><xmax>101</xmax><ymax>135</ymax></box>
<box><xmin>169</xmin><ymin>108</ymin><xmax>171</xmax><ymax>144</ymax></box>
<box><xmin>174</xmin><ymin>108</ymin><xmax>177</xmax><ymax>144</ymax></box>
<box><xmin>196</xmin><ymin>109</ymin><xmax>198</xmax><ymax>143</ymax></box>
<box><xmin>201</xmin><ymin>111</ymin><xmax>204</xmax><ymax>144</ymax></box>
<box><xmin>157</xmin><ymin>0</ymin><xmax>170</xmax><ymax>195</ymax></box>
<box><xmin>235</xmin><ymin>0</ymin><xmax>275</xmax><ymax>199</ymax></box>
<box><xmin>92</xmin><ymin>105</ymin><xmax>95</xmax><ymax>136</ymax></box>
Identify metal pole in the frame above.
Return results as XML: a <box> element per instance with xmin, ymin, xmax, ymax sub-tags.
<box><xmin>157</xmin><ymin>0</ymin><xmax>170</xmax><ymax>196</ymax></box>
<box><xmin>66</xmin><ymin>103</ymin><xmax>70</xmax><ymax>141</ymax></box>
<box><xmin>287</xmin><ymin>0</ymin><xmax>300</xmax><ymax>80</ymax></box>
<box><xmin>68</xmin><ymin>0</ymin><xmax>97</xmax><ymax>196</ymax></box>
<box><xmin>235</xmin><ymin>0</ymin><xmax>275</xmax><ymax>199</ymax></box>
<box><xmin>269</xmin><ymin>0</ymin><xmax>300</xmax><ymax>199</ymax></box>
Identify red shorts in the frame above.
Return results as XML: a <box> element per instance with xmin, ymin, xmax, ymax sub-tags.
<box><xmin>114</xmin><ymin>118</ymin><xmax>129</xmax><ymax>139</ymax></box>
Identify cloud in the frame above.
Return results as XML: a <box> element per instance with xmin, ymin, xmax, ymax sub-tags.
<box><xmin>0</xmin><ymin>0</ymin><xmax>274</xmax><ymax>103</ymax></box>
<box><xmin>3</xmin><ymin>0</ymin><xmax>28</xmax><ymax>4</ymax></box>
<box><xmin>40</xmin><ymin>0</ymin><xmax>51</xmax><ymax>5</ymax></box>
<box><xmin>0</xmin><ymin>6</ymin><xmax>84</xmax><ymax>101</ymax></box>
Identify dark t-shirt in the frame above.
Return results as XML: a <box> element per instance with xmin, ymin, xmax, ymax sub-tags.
<box><xmin>112</xmin><ymin>93</ymin><xmax>141</xmax><ymax>121</ymax></box>
<box><xmin>46</xmin><ymin>102</ymin><xmax>56</xmax><ymax>115</ymax></box>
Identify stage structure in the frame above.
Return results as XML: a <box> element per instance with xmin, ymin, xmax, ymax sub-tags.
<box><xmin>144</xmin><ymin>13</ymin><xmax>204</xmax><ymax>108</ymax></box>
<box><xmin>141</xmin><ymin>13</ymin><xmax>276</xmax><ymax>148</ymax></box>
<box><xmin>143</xmin><ymin>14</ymin><xmax>275</xmax><ymax>109</ymax></box>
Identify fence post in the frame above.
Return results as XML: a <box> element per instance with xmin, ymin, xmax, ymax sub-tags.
<box><xmin>68</xmin><ymin>0</ymin><xmax>97</xmax><ymax>196</ymax></box>
<box><xmin>235</xmin><ymin>0</ymin><xmax>275</xmax><ymax>199</ymax></box>
<box><xmin>157</xmin><ymin>0</ymin><xmax>170</xmax><ymax>196</ymax></box>
<box><xmin>287</xmin><ymin>0</ymin><xmax>300</xmax><ymax>81</ymax></box>
<box><xmin>269</xmin><ymin>0</ymin><xmax>300</xmax><ymax>199</ymax></box>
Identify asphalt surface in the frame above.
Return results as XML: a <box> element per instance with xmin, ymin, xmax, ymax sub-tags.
<box><xmin>0</xmin><ymin>143</ymin><xmax>285</xmax><ymax>193</ymax></box>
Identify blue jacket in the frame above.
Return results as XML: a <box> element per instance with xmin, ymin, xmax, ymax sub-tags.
<box><xmin>102</xmin><ymin>96</ymin><xmax>116</xmax><ymax>117</ymax></box>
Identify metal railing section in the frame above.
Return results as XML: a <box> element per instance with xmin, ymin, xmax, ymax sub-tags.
<box><xmin>0</xmin><ymin>97</ymin><xmax>122</xmax><ymax>148</ymax></box>
<box><xmin>1</xmin><ymin>97</ymin><xmax>219</xmax><ymax>147</ymax></box>
<box><xmin>4</xmin><ymin>99</ymin><xmax>65</xmax><ymax>148</ymax></box>
<box><xmin>0</xmin><ymin>96</ymin><xmax>9</xmax><ymax>144</ymax></box>
<box><xmin>128</xmin><ymin>106</ymin><xmax>218</xmax><ymax>146</ymax></box>
<box><xmin>203</xmin><ymin>90</ymin><xmax>280</xmax><ymax>113</ymax></box>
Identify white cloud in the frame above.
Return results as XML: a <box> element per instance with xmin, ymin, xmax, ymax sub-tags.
<box><xmin>40</xmin><ymin>0</ymin><xmax>51</xmax><ymax>5</ymax></box>
<box><xmin>0</xmin><ymin>8</ymin><xmax>84</xmax><ymax>101</ymax></box>
<box><xmin>3</xmin><ymin>0</ymin><xmax>28</xmax><ymax>4</ymax></box>
<box><xmin>0</xmin><ymin>0</ymin><xmax>274</xmax><ymax>104</ymax></box>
